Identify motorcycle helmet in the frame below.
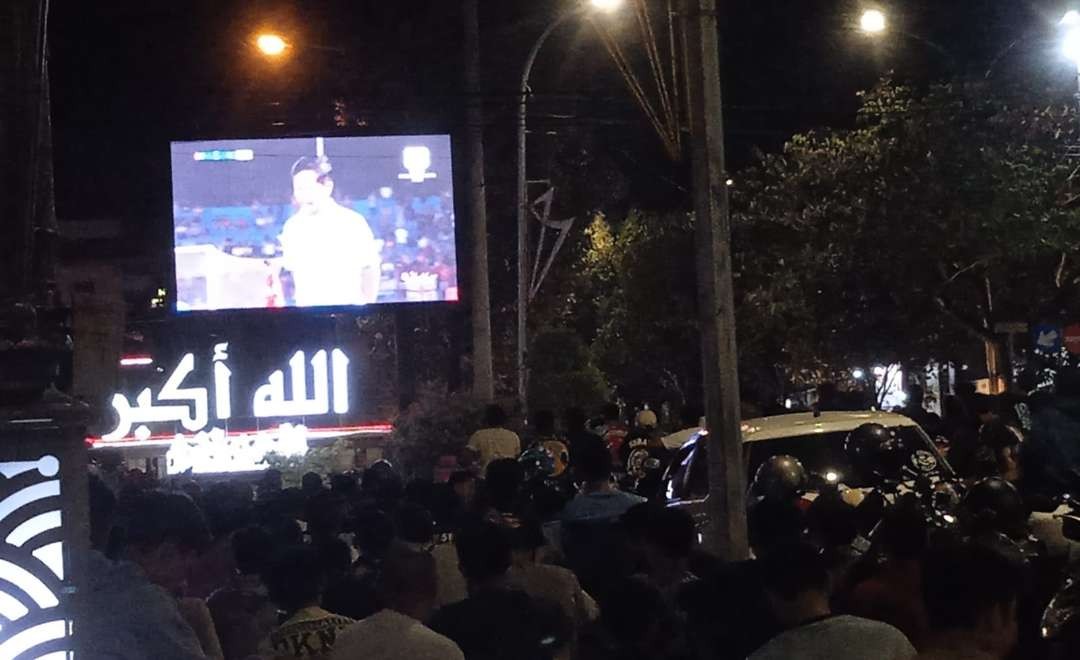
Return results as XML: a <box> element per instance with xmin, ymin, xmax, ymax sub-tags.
<box><xmin>845</xmin><ymin>423</ymin><xmax>906</xmax><ymax>482</ymax></box>
<box><xmin>959</xmin><ymin>477</ymin><xmax>1028</xmax><ymax>540</ymax></box>
<box><xmin>750</xmin><ymin>454</ymin><xmax>808</xmax><ymax>503</ymax></box>
<box><xmin>519</xmin><ymin>445</ymin><xmax>556</xmax><ymax>482</ymax></box>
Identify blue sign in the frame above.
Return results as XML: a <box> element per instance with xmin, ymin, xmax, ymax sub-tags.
<box><xmin>1033</xmin><ymin>324</ymin><xmax>1063</xmax><ymax>352</ymax></box>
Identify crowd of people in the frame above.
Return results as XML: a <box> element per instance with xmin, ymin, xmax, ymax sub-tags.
<box><xmin>82</xmin><ymin>373</ymin><xmax>1080</xmax><ymax>659</ymax></box>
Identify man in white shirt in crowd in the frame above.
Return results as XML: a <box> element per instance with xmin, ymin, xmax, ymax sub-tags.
<box><xmin>332</xmin><ymin>545</ymin><xmax>463</xmax><ymax>660</ymax></box>
<box><xmin>279</xmin><ymin>156</ymin><xmax>382</xmax><ymax>307</ymax></box>
<box><xmin>465</xmin><ymin>404</ymin><xmax>521</xmax><ymax>472</ymax></box>
<box><xmin>749</xmin><ymin>541</ymin><xmax>915</xmax><ymax>660</ymax></box>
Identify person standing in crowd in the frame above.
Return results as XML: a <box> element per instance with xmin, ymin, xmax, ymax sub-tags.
<box><xmin>466</xmin><ymin>404</ymin><xmax>521</xmax><ymax>473</ymax></box>
<box><xmin>630</xmin><ymin>506</ymin><xmax>700</xmax><ymax>607</ymax></box>
<box><xmin>82</xmin><ymin>487</ymin><xmax>215</xmax><ymax>660</ymax></box>
<box><xmin>208</xmin><ymin>526</ymin><xmax>279</xmax><ymax>660</ymax></box>
<box><xmin>430</xmin><ymin>521</ymin><xmax>571</xmax><ymax>660</ymax></box>
<box><xmin>561</xmin><ymin>440</ymin><xmax>646</xmax><ymax>524</ymax></box>
<box><xmin>661</xmin><ymin>404</ymin><xmax>703</xmax><ymax>450</ymax></box>
<box><xmin>507</xmin><ymin>520</ymin><xmax>600</xmax><ymax>631</ymax></box>
<box><xmin>1025</xmin><ymin>367</ymin><xmax>1080</xmax><ymax>495</ymax></box>
<box><xmin>845</xmin><ymin>500</ymin><xmax>930</xmax><ymax>649</ymax></box>
<box><xmin>332</xmin><ymin>545</ymin><xmax>464</xmax><ymax>660</ymax></box>
<box><xmin>595</xmin><ymin>403</ymin><xmax>630</xmax><ymax>463</ymax></box>
<box><xmin>749</xmin><ymin>541</ymin><xmax>915</xmax><ymax>660</ymax></box>
<box><xmin>563</xmin><ymin>407</ymin><xmax>603</xmax><ymax>462</ymax></box>
<box><xmin>915</xmin><ymin>541</ymin><xmax>1023</xmax><ymax>660</ymax></box>
<box><xmin>259</xmin><ymin>545</ymin><xmax>354</xmax><ymax>660</ymax></box>
<box><xmin>900</xmin><ymin>385</ymin><xmax>942</xmax><ymax>437</ymax></box>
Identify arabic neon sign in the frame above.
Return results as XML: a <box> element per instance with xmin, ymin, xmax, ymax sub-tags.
<box><xmin>102</xmin><ymin>342</ymin><xmax>352</xmax><ymax>442</ymax></box>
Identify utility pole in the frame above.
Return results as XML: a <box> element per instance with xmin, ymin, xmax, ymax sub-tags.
<box><xmin>683</xmin><ymin>0</ymin><xmax>749</xmax><ymax>560</ymax></box>
<box><xmin>464</xmin><ymin>0</ymin><xmax>494</xmax><ymax>402</ymax></box>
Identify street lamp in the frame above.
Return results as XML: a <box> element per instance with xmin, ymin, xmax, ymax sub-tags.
<box><xmin>255</xmin><ymin>33</ymin><xmax>288</xmax><ymax>57</ymax></box>
<box><xmin>1061</xmin><ymin>11</ymin><xmax>1080</xmax><ymax>134</ymax></box>
<box><xmin>516</xmin><ymin>0</ymin><xmax>623</xmax><ymax>407</ymax></box>
<box><xmin>591</xmin><ymin>0</ymin><xmax>624</xmax><ymax>11</ymax></box>
<box><xmin>859</xmin><ymin>9</ymin><xmax>887</xmax><ymax>35</ymax></box>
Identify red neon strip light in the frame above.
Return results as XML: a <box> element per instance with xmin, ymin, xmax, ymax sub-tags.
<box><xmin>87</xmin><ymin>422</ymin><xmax>393</xmax><ymax>447</ymax></box>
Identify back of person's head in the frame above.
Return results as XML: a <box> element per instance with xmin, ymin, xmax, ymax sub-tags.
<box><xmin>404</xmin><ymin>479</ymin><xmax>436</xmax><ymax>510</ymax></box>
<box><xmin>563</xmin><ymin>407</ymin><xmax>587</xmax><ymax>432</ymax></box>
<box><xmin>531</xmin><ymin>410</ymin><xmax>556</xmax><ymax>436</ymax></box>
<box><xmin>574</xmin><ymin>439</ymin><xmax>613</xmax><ymax>484</ymax></box>
<box><xmin>922</xmin><ymin>540</ymin><xmax>1023</xmax><ymax>641</ymax></box>
<box><xmin>455</xmin><ymin>520</ymin><xmax>512</xmax><ymax>583</ymax></box>
<box><xmin>263</xmin><ymin>544</ymin><xmax>326</xmax><ymax>614</ymax></box>
<box><xmin>232</xmin><ymin>525</ymin><xmax>272</xmax><ymax>577</ymax></box>
<box><xmin>377</xmin><ymin>544</ymin><xmax>438</xmax><ymax>608</ymax></box>
<box><xmin>120</xmin><ymin>490</ymin><xmax>211</xmax><ymax>556</ymax></box>
<box><xmin>330</xmin><ymin>472</ymin><xmax>358</xmax><ymax>496</ymax></box>
<box><xmin>485</xmin><ymin>458</ymin><xmax>524</xmax><ymax>512</ymax></box>
<box><xmin>508</xmin><ymin>518</ymin><xmax>547</xmax><ymax>554</ymax></box>
<box><xmin>484</xmin><ymin>403</ymin><xmax>508</xmax><ymax>427</ymax></box>
<box><xmin>760</xmin><ymin>541</ymin><xmax>829</xmax><ymax>600</ymax></box>
<box><xmin>598</xmin><ymin>577</ymin><xmax>675</xmax><ymax>647</ymax></box>
<box><xmin>301</xmin><ymin>471</ymin><xmax>323</xmax><ymax>494</ymax></box>
<box><xmin>304</xmin><ymin>490</ymin><xmax>347</xmax><ymax>538</ymax></box>
<box><xmin>748</xmin><ymin>498</ymin><xmax>806</xmax><ymax>556</ymax></box>
<box><xmin>643</xmin><ymin>507</ymin><xmax>697</xmax><ymax>560</ymax></box>
<box><xmin>355</xmin><ymin>508</ymin><xmax>396</xmax><ymax>558</ymax></box>
<box><xmin>602</xmin><ymin>403</ymin><xmax>621</xmax><ymax>422</ymax></box>
<box><xmin>395</xmin><ymin>503</ymin><xmax>435</xmax><ymax>545</ymax></box>
<box><xmin>681</xmin><ymin>404</ymin><xmax>703</xmax><ymax>428</ymax></box>
<box><xmin>877</xmin><ymin>497</ymin><xmax>928</xmax><ymax>561</ymax></box>
<box><xmin>316</xmin><ymin>536</ymin><xmax>353</xmax><ymax>579</ymax></box>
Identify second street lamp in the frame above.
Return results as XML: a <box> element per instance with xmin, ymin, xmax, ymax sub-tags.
<box><xmin>515</xmin><ymin>0</ymin><xmax>624</xmax><ymax>408</ymax></box>
<box><xmin>256</xmin><ymin>33</ymin><xmax>288</xmax><ymax>57</ymax></box>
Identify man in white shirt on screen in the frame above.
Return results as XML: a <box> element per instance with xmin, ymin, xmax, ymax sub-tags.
<box><xmin>280</xmin><ymin>156</ymin><xmax>382</xmax><ymax>306</ymax></box>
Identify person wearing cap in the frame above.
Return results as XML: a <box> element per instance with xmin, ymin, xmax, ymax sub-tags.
<box><xmin>618</xmin><ymin>409</ymin><xmax>670</xmax><ymax>499</ymax></box>
<box><xmin>279</xmin><ymin>156</ymin><xmax>382</xmax><ymax>306</ymax></box>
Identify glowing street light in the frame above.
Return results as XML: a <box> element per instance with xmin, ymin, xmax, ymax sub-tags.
<box><xmin>860</xmin><ymin>9</ymin><xmax>887</xmax><ymax>35</ymax></box>
<box><xmin>591</xmin><ymin>0</ymin><xmax>624</xmax><ymax>12</ymax></box>
<box><xmin>256</xmin><ymin>33</ymin><xmax>288</xmax><ymax>57</ymax></box>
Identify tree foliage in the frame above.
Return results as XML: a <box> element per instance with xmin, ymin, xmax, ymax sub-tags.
<box><xmin>731</xmin><ymin>78</ymin><xmax>1080</xmax><ymax>379</ymax></box>
<box><xmin>552</xmin><ymin>78</ymin><xmax>1080</xmax><ymax>403</ymax></box>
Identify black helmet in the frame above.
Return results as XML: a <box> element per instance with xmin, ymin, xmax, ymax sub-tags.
<box><xmin>751</xmin><ymin>455</ymin><xmax>808</xmax><ymax>503</ymax></box>
<box><xmin>960</xmin><ymin>477</ymin><xmax>1028</xmax><ymax>540</ymax></box>
<box><xmin>845</xmin><ymin>423</ymin><xmax>906</xmax><ymax>481</ymax></box>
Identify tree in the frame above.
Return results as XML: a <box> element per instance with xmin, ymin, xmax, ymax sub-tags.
<box><xmin>731</xmin><ymin>78</ymin><xmax>1080</xmax><ymax>383</ymax></box>
<box><xmin>527</xmin><ymin>328</ymin><xmax>608</xmax><ymax>414</ymax></box>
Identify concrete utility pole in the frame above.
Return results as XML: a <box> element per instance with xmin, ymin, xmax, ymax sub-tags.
<box><xmin>464</xmin><ymin>0</ymin><xmax>495</xmax><ymax>402</ymax></box>
<box><xmin>683</xmin><ymin>0</ymin><xmax>749</xmax><ymax>560</ymax></box>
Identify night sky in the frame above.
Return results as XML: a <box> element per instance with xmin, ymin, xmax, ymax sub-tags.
<box><xmin>48</xmin><ymin>0</ymin><xmax>1073</xmax><ymax>243</ymax></box>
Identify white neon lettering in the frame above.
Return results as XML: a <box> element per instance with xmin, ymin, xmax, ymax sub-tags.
<box><xmin>332</xmin><ymin>348</ymin><xmax>350</xmax><ymax>414</ymax></box>
<box><xmin>213</xmin><ymin>343</ymin><xmax>232</xmax><ymax>420</ymax></box>
<box><xmin>103</xmin><ymin>344</ymin><xmax>352</xmax><ymax>440</ymax></box>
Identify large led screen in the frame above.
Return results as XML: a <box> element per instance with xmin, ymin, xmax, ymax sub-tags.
<box><xmin>171</xmin><ymin>135</ymin><xmax>458</xmax><ymax>311</ymax></box>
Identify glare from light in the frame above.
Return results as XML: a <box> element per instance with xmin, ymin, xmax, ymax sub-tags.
<box><xmin>852</xmin><ymin>368</ymin><xmax>865</xmax><ymax>380</ymax></box>
<box><xmin>873</xmin><ymin>366</ymin><xmax>888</xmax><ymax>377</ymax></box>
<box><xmin>825</xmin><ymin>471</ymin><xmax>840</xmax><ymax>484</ymax></box>
<box><xmin>591</xmin><ymin>0</ymin><xmax>624</xmax><ymax>11</ymax></box>
<box><xmin>1063</xmin><ymin>10</ymin><xmax>1080</xmax><ymax>26</ymax></box>
<box><xmin>784</xmin><ymin>398</ymin><xmax>794</xmax><ymax>409</ymax></box>
<box><xmin>725</xmin><ymin>178</ymin><xmax>735</xmax><ymax>186</ymax></box>
<box><xmin>943</xmin><ymin>513</ymin><xmax>957</xmax><ymax>524</ymax></box>
<box><xmin>1065</xmin><ymin>28</ymin><xmax>1080</xmax><ymax>66</ymax></box>
<box><xmin>256</xmin><ymin>33</ymin><xmax>288</xmax><ymax>57</ymax></box>
<box><xmin>860</xmin><ymin>9</ymin><xmax>887</xmax><ymax>34</ymax></box>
